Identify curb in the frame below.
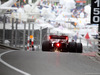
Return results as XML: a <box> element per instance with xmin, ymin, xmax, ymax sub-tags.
<box><xmin>95</xmin><ymin>53</ymin><xmax>100</xmax><ymax>61</ymax></box>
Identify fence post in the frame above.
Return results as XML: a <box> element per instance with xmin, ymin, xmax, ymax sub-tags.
<box><xmin>93</xmin><ymin>40</ymin><xmax>95</xmax><ymax>51</ymax></box>
<box><xmin>23</xmin><ymin>22</ymin><xmax>26</xmax><ymax>50</ymax></box>
<box><xmin>15</xmin><ymin>18</ymin><xmax>18</xmax><ymax>47</ymax></box>
<box><xmin>11</xmin><ymin>18</ymin><xmax>14</xmax><ymax>46</ymax></box>
<box><xmin>87</xmin><ymin>39</ymin><xmax>89</xmax><ymax>48</ymax></box>
<box><xmin>28</xmin><ymin>21</ymin><xmax>30</xmax><ymax>36</ymax></box>
<box><xmin>3</xmin><ymin>15</ymin><xmax>6</xmax><ymax>44</ymax></box>
<box><xmin>40</xmin><ymin>27</ymin><xmax>42</xmax><ymax>51</ymax></box>
<box><xmin>80</xmin><ymin>38</ymin><xmax>81</xmax><ymax>43</ymax></box>
<box><xmin>47</xmin><ymin>28</ymin><xmax>50</xmax><ymax>40</ymax></box>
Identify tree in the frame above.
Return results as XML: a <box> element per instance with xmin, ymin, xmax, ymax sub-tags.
<box><xmin>86</xmin><ymin>0</ymin><xmax>91</xmax><ymax>5</ymax></box>
<box><xmin>1</xmin><ymin>0</ymin><xmax>8</xmax><ymax>3</ymax></box>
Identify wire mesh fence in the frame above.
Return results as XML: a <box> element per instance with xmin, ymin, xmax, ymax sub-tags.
<box><xmin>0</xmin><ymin>27</ymin><xmax>48</xmax><ymax>50</ymax></box>
<box><xmin>0</xmin><ymin>21</ymin><xmax>98</xmax><ymax>52</ymax></box>
<box><xmin>77</xmin><ymin>38</ymin><xmax>98</xmax><ymax>53</ymax></box>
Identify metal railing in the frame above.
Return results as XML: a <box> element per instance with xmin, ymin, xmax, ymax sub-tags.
<box><xmin>77</xmin><ymin>38</ymin><xmax>98</xmax><ymax>52</ymax></box>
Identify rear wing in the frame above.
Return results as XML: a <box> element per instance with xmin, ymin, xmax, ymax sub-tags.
<box><xmin>49</xmin><ymin>35</ymin><xmax>68</xmax><ymax>40</ymax></box>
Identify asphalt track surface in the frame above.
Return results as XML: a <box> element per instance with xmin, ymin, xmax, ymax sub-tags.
<box><xmin>0</xmin><ymin>49</ymin><xmax>100</xmax><ymax>75</ymax></box>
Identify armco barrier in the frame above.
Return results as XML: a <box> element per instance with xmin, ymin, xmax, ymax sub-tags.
<box><xmin>0</xmin><ymin>44</ymin><xmax>20</xmax><ymax>50</ymax></box>
<box><xmin>95</xmin><ymin>53</ymin><xmax>100</xmax><ymax>61</ymax></box>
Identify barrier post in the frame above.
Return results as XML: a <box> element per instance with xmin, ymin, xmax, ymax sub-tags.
<box><xmin>30</xmin><ymin>35</ymin><xmax>34</xmax><ymax>51</ymax></box>
<box><xmin>3</xmin><ymin>14</ymin><xmax>6</xmax><ymax>44</ymax></box>
<box><xmin>23</xmin><ymin>22</ymin><xmax>26</xmax><ymax>50</ymax></box>
<box><xmin>40</xmin><ymin>27</ymin><xmax>42</xmax><ymax>51</ymax></box>
<box><xmin>27</xmin><ymin>36</ymin><xmax>30</xmax><ymax>51</ymax></box>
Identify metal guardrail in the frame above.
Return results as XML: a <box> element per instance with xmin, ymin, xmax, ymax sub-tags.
<box><xmin>0</xmin><ymin>44</ymin><xmax>20</xmax><ymax>50</ymax></box>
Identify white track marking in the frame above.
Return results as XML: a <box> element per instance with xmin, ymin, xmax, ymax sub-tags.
<box><xmin>0</xmin><ymin>50</ymin><xmax>31</xmax><ymax>75</ymax></box>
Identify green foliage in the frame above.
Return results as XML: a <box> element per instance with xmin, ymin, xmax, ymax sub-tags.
<box><xmin>1</xmin><ymin>0</ymin><xmax>8</xmax><ymax>2</ymax></box>
<box><xmin>86</xmin><ymin>0</ymin><xmax>91</xmax><ymax>5</ymax></box>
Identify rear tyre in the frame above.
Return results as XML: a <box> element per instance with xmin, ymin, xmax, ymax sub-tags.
<box><xmin>61</xmin><ymin>43</ymin><xmax>68</xmax><ymax>52</ymax></box>
<box><xmin>76</xmin><ymin>43</ymin><xmax>83</xmax><ymax>53</ymax></box>
<box><xmin>42</xmin><ymin>41</ymin><xmax>51</xmax><ymax>51</ymax></box>
<box><xmin>68</xmin><ymin>42</ymin><xmax>77</xmax><ymax>53</ymax></box>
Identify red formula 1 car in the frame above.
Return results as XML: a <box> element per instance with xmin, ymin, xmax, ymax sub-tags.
<box><xmin>42</xmin><ymin>35</ymin><xmax>83</xmax><ymax>53</ymax></box>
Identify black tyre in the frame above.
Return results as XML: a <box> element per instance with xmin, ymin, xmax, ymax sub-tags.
<box><xmin>76</xmin><ymin>43</ymin><xmax>83</xmax><ymax>53</ymax></box>
<box><xmin>68</xmin><ymin>42</ymin><xmax>77</xmax><ymax>52</ymax></box>
<box><xmin>61</xmin><ymin>43</ymin><xmax>68</xmax><ymax>52</ymax></box>
<box><xmin>42</xmin><ymin>41</ymin><xmax>51</xmax><ymax>51</ymax></box>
